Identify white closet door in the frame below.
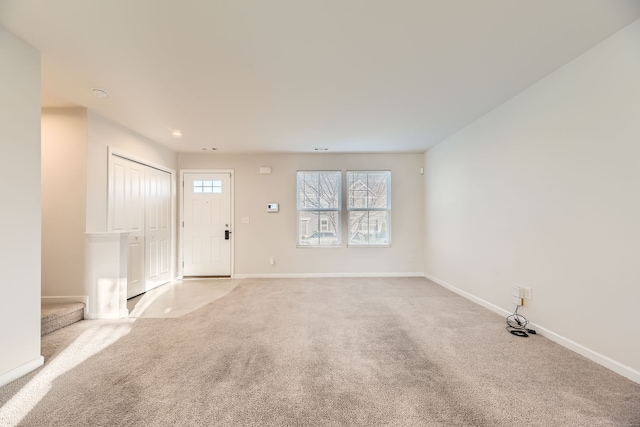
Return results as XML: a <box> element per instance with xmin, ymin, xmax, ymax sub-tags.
<box><xmin>110</xmin><ymin>156</ymin><xmax>146</xmax><ymax>298</ymax></box>
<box><xmin>109</xmin><ymin>154</ymin><xmax>172</xmax><ymax>298</ymax></box>
<box><xmin>145</xmin><ymin>167</ymin><xmax>172</xmax><ymax>290</ymax></box>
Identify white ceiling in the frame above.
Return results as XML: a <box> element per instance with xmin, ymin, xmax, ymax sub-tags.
<box><xmin>2</xmin><ymin>1</ymin><xmax>639</xmax><ymax>154</ymax></box>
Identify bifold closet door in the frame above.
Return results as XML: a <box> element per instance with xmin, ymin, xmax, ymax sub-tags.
<box><xmin>110</xmin><ymin>155</ymin><xmax>172</xmax><ymax>298</ymax></box>
<box><xmin>110</xmin><ymin>156</ymin><xmax>146</xmax><ymax>298</ymax></box>
<box><xmin>145</xmin><ymin>167</ymin><xmax>171</xmax><ymax>290</ymax></box>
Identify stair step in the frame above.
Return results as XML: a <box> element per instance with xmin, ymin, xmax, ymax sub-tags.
<box><xmin>41</xmin><ymin>302</ymin><xmax>85</xmax><ymax>336</ymax></box>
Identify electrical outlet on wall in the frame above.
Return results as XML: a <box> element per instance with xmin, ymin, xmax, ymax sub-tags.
<box><xmin>524</xmin><ymin>286</ymin><xmax>532</xmax><ymax>300</ymax></box>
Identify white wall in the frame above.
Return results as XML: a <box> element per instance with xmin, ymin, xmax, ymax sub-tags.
<box><xmin>424</xmin><ymin>20</ymin><xmax>640</xmax><ymax>381</ymax></box>
<box><xmin>41</xmin><ymin>108</ymin><xmax>87</xmax><ymax>298</ymax></box>
<box><xmin>179</xmin><ymin>153</ymin><xmax>424</xmax><ymax>276</ymax></box>
<box><xmin>86</xmin><ymin>112</ymin><xmax>178</xmax><ymax>233</ymax></box>
<box><xmin>0</xmin><ymin>28</ymin><xmax>43</xmax><ymax>386</ymax></box>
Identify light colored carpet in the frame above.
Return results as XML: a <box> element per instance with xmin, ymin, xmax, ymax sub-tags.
<box><xmin>1</xmin><ymin>277</ymin><xmax>639</xmax><ymax>426</ymax></box>
<box><xmin>127</xmin><ymin>278</ymin><xmax>241</xmax><ymax>318</ymax></box>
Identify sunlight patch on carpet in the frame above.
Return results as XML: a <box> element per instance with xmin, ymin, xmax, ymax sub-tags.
<box><xmin>128</xmin><ymin>278</ymin><xmax>241</xmax><ymax>318</ymax></box>
<box><xmin>0</xmin><ymin>323</ymin><xmax>131</xmax><ymax>425</ymax></box>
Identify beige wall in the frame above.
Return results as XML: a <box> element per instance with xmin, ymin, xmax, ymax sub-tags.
<box><xmin>0</xmin><ymin>28</ymin><xmax>43</xmax><ymax>385</ymax></box>
<box><xmin>41</xmin><ymin>108</ymin><xmax>88</xmax><ymax>298</ymax></box>
<box><xmin>424</xmin><ymin>20</ymin><xmax>640</xmax><ymax>380</ymax></box>
<box><xmin>86</xmin><ymin>111</ymin><xmax>178</xmax><ymax>232</ymax></box>
<box><xmin>179</xmin><ymin>153</ymin><xmax>425</xmax><ymax>276</ymax></box>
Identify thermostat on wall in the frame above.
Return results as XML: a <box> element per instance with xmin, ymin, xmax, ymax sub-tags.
<box><xmin>267</xmin><ymin>203</ymin><xmax>279</xmax><ymax>212</ymax></box>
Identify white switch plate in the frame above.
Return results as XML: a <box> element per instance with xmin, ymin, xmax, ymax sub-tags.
<box><xmin>524</xmin><ymin>286</ymin><xmax>532</xmax><ymax>300</ymax></box>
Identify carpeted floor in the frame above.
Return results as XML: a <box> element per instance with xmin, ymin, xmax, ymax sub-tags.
<box><xmin>1</xmin><ymin>277</ymin><xmax>639</xmax><ymax>426</ymax></box>
<box><xmin>127</xmin><ymin>278</ymin><xmax>241</xmax><ymax>318</ymax></box>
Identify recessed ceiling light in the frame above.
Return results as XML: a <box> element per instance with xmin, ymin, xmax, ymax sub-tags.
<box><xmin>91</xmin><ymin>88</ymin><xmax>109</xmax><ymax>98</ymax></box>
<box><xmin>172</xmin><ymin>130</ymin><xmax>183</xmax><ymax>138</ymax></box>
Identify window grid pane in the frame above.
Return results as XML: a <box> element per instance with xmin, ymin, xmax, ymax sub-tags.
<box><xmin>298</xmin><ymin>211</ymin><xmax>340</xmax><ymax>246</ymax></box>
<box><xmin>193</xmin><ymin>180</ymin><xmax>222</xmax><ymax>194</ymax></box>
<box><xmin>347</xmin><ymin>171</ymin><xmax>391</xmax><ymax>246</ymax></box>
<box><xmin>298</xmin><ymin>171</ymin><xmax>341</xmax><ymax>210</ymax></box>
<box><xmin>297</xmin><ymin>171</ymin><xmax>341</xmax><ymax>246</ymax></box>
<box><xmin>348</xmin><ymin>171</ymin><xmax>389</xmax><ymax>209</ymax></box>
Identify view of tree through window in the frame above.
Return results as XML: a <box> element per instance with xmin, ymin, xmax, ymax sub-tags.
<box><xmin>297</xmin><ymin>171</ymin><xmax>341</xmax><ymax>246</ymax></box>
<box><xmin>347</xmin><ymin>171</ymin><xmax>391</xmax><ymax>246</ymax></box>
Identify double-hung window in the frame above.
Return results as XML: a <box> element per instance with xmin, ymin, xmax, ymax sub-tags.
<box><xmin>297</xmin><ymin>171</ymin><xmax>341</xmax><ymax>246</ymax></box>
<box><xmin>346</xmin><ymin>171</ymin><xmax>391</xmax><ymax>246</ymax></box>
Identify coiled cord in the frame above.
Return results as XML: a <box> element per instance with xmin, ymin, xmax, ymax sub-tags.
<box><xmin>506</xmin><ymin>305</ymin><xmax>536</xmax><ymax>337</ymax></box>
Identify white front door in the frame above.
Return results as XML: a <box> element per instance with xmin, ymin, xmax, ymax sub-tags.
<box><xmin>183</xmin><ymin>173</ymin><xmax>232</xmax><ymax>276</ymax></box>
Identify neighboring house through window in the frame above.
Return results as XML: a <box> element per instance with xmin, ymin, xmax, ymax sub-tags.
<box><xmin>347</xmin><ymin>171</ymin><xmax>391</xmax><ymax>246</ymax></box>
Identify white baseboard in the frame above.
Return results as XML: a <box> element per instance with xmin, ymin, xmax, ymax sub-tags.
<box><xmin>424</xmin><ymin>274</ymin><xmax>640</xmax><ymax>385</ymax></box>
<box><xmin>425</xmin><ymin>274</ymin><xmax>512</xmax><ymax>317</ymax></box>
<box><xmin>234</xmin><ymin>272</ymin><xmax>425</xmax><ymax>279</ymax></box>
<box><xmin>0</xmin><ymin>356</ymin><xmax>44</xmax><ymax>388</ymax></box>
<box><xmin>526</xmin><ymin>323</ymin><xmax>640</xmax><ymax>384</ymax></box>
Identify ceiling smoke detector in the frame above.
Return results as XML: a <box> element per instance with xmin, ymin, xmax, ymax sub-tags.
<box><xmin>91</xmin><ymin>88</ymin><xmax>109</xmax><ymax>98</ymax></box>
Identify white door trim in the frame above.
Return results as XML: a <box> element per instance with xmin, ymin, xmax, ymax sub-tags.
<box><xmin>107</xmin><ymin>147</ymin><xmax>177</xmax><ymax>284</ymax></box>
<box><xmin>108</xmin><ymin>147</ymin><xmax>175</xmax><ymax>176</ymax></box>
<box><xmin>179</xmin><ymin>169</ymin><xmax>234</xmax><ymax>279</ymax></box>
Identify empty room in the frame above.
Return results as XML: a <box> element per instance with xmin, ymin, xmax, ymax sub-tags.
<box><xmin>1</xmin><ymin>1</ymin><xmax>639</xmax><ymax>425</ymax></box>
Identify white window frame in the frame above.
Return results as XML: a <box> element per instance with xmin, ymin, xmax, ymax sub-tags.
<box><xmin>346</xmin><ymin>170</ymin><xmax>391</xmax><ymax>247</ymax></box>
<box><xmin>297</xmin><ymin>171</ymin><xmax>342</xmax><ymax>247</ymax></box>
<box><xmin>192</xmin><ymin>179</ymin><xmax>222</xmax><ymax>193</ymax></box>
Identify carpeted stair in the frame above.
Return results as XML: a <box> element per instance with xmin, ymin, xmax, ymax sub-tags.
<box><xmin>41</xmin><ymin>302</ymin><xmax>85</xmax><ymax>336</ymax></box>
